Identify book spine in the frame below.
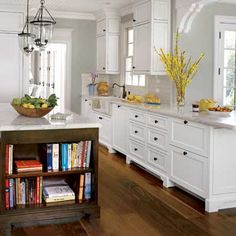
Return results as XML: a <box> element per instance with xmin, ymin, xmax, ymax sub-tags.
<box><xmin>20</xmin><ymin>179</ymin><xmax>26</xmax><ymax>205</ymax></box>
<box><xmin>25</xmin><ymin>178</ymin><xmax>29</xmax><ymax>205</ymax></box>
<box><xmin>77</xmin><ymin>142</ymin><xmax>83</xmax><ymax>168</ymax></box>
<box><xmin>86</xmin><ymin>141</ymin><xmax>92</xmax><ymax>168</ymax></box>
<box><xmin>5</xmin><ymin>144</ymin><xmax>9</xmax><ymax>175</ymax></box>
<box><xmin>36</xmin><ymin>177</ymin><xmax>40</xmax><ymax>204</ymax></box>
<box><xmin>74</xmin><ymin>143</ymin><xmax>79</xmax><ymax>168</ymax></box>
<box><xmin>52</xmin><ymin>143</ymin><xmax>59</xmax><ymax>171</ymax></box>
<box><xmin>81</xmin><ymin>141</ymin><xmax>86</xmax><ymax>168</ymax></box>
<box><xmin>78</xmin><ymin>174</ymin><xmax>85</xmax><ymax>203</ymax></box>
<box><xmin>5</xmin><ymin>179</ymin><xmax>9</xmax><ymax>209</ymax></box>
<box><xmin>68</xmin><ymin>144</ymin><xmax>72</xmax><ymax>170</ymax></box>
<box><xmin>61</xmin><ymin>144</ymin><xmax>68</xmax><ymax>171</ymax></box>
<box><xmin>71</xmin><ymin>143</ymin><xmax>76</xmax><ymax>168</ymax></box>
<box><xmin>9</xmin><ymin>179</ymin><xmax>14</xmax><ymax>208</ymax></box>
<box><xmin>84</xmin><ymin>172</ymin><xmax>92</xmax><ymax>201</ymax></box>
<box><xmin>8</xmin><ymin>145</ymin><xmax>13</xmax><ymax>175</ymax></box>
<box><xmin>16</xmin><ymin>178</ymin><xmax>21</xmax><ymax>205</ymax></box>
<box><xmin>40</xmin><ymin>176</ymin><xmax>43</xmax><ymax>204</ymax></box>
<box><xmin>47</xmin><ymin>144</ymin><xmax>53</xmax><ymax>172</ymax></box>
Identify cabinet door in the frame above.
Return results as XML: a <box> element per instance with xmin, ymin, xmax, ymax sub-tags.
<box><xmin>153</xmin><ymin>0</ymin><xmax>170</xmax><ymax>21</ymax></box>
<box><xmin>170</xmin><ymin>146</ymin><xmax>207</xmax><ymax>198</ymax></box>
<box><xmin>0</xmin><ymin>33</ymin><xmax>23</xmax><ymax>102</ymax></box>
<box><xmin>133</xmin><ymin>23</ymin><xmax>151</xmax><ymax>73</ymax></box>
<box><xmin>107</xmin><ymin>35</ymin><xmax>119</xmax><ymax>73</ymax></box>
<box><xmin>112</xmin><ymin>104</ymin><xmax>128</xmax><ymax>154</ymax></box>
<box><xmin>96</xmin><ymin>36</ymin><xmax>106</xmax><ymax>72</ymax></box>
<box><xmin>96</xmin><ymin>19</ymin><xmax>106</xmax><ymax>36</ymax></box>
<box><xmin>133</xmin><ymin>1</ymin><xmax>151</xmax><ymax>25</ymax></box>
<box><xmin>96</xmin><ymin>114</ymin><xmax>111</xmax><ymax>146</ymax></box>
<box><xmin>152</xmin><ymin>21</ymin><xmax>169</xmax><ymax>74</ymax></box>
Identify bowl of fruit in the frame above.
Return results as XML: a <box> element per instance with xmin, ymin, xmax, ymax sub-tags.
<box><xmin>11</xmin><ymin>94</ymin><xmax>58</xmax><ymax>118</ymax></box>
<box><xmin>208</xmin><ymin>106</ymin><xmax>233</xmax><ymax>116</ymax></box>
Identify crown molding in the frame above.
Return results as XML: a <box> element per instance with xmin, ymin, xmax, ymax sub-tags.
<box><xmin>120</xmin><ymin>3</ymin><xmax>133</xmax><ymax>17</ymax></box>
<box><xmin>50</xmin><ymin>10</ymin><xmax>96</xmax><ymax>21</ymax></box>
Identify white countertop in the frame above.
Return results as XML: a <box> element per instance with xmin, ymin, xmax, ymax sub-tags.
<box><xmin>0</xmin><ymin>104</ymin><xmax>101</xmax><ymax>132</ymax></box>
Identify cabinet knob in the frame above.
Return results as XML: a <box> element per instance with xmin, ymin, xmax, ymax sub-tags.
<box><xmin>183</xmin><ymin>151</ymin><xmax>188</xmax><ymax>156</ymax></box>
<box><xmin>103</xmin><ymin>29</ymin><xmax>106</xmax><ymax>32</ymax></box>
<box><xmin>134</xmin><ymin>148</ymin><xmax>138</xmax><ymax>152</ymax></box>
<box><xmin>135</xmin><ymin>130</ymin><xmax>138</xmax><ymax>134</ymax></box>
<box><xmin>184</xmin><ymin>120</ymin><xmax>188</xmax><ymax>124</ymax></box>
<box><xmin>154</xmin><ymin>157</ymin><xmax>158</xmax><ymax>161</ymax></box>
<box><xmin>85</xmin><ymin>99</ymin><xmax>88</xmax><ymax>102</ymax></box>
<box><xmin>117</xmin><ymin>105</ymin><xmax>121</xmax><ymax>108</ymax></box>
<box><xmin>154</xmin><ymin>137</ymin><xmax>158</xmax><ymax>141</ymax></box>
<box><xmin>103</xmin><ymin>67</ymin><xmax>106</xmax><ymax>70</ymax></box>
<box><xmin>135</xmin><ymin>115</ymin><xmax>139</xmax><ymax>118</ymax></box>
<box><xmin>133</xmin><ymin>19</ymin><xmax>136</xmax><ymax>22</ymax></box>
<box><xmin>133</xmin><ymin>66</ymin><xmax>136</xmax><ymax>69</ymax></box>
<box><xmin>155</xmin><ymin>120</ymin><xmax>158</xmax><ymax>124</ymax></box>
<box><xmin>99</xmin><ymin>117</ymin><xmax>103</xmax><ymax>120</ymax></box>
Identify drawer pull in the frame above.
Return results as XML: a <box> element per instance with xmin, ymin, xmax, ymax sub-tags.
<box><xmin>154</xmin><ymin>120</ymin><xmax>158</xmax><ymax>124</ymax></box>
<box><xmin>184</xmin><ymin>120</ymin><xmax>188</xmax><ymax>124</ymax></box>
<box><xmin>85</xmin><ymin>99</ymin><xmax>88</xmax><ymax>102</ymax></box>
<box><xmin>183</xmin><ymin>151</ymin><xmax>188</xmax><ymax>156</ymax></box>
<box><xmin>154</xmin><ymin>137</ymin><xmax>158</xmax><ymax>141</ymax></box>
<box><xmin>135</xmin><ymin>115</ymin><xmax>139</xmax><ymax>118</ymax></box>
<box><xmin>103</xmin><ymin>29</ymin><xmax>106</xmax><ymax>32</ymax></box>
<box><xmin>134</xmin><ymin>148</ymin><xmax>138</xmax><ymax>152</ymax></box>
<box><xmin>133</xmin><ymin>19</ymin><xmax>136</xmax><ymax>22</ymax></box>
<box><xmin>134</xmin><ymin>130</ymin><xmax>138</xmax><ymax>134</ymax></box>
<box><xmin>103</xmin><ymin>67</ymin><xmax>106</xmax><ymax>70</ymax></box>
<box><xmin>117</xmin><ymin>105</ymin><xmax>121</xmax><ymax>108</ymax></box>
<box><xmin>154</xmin><ymin>157</ymin><xmax>158</xmax><ymax>161</ymax></box>
<box><xmin>99</xmin><ymin>117</ymin><xmax>103</xmax><ymax>120</ymax></box>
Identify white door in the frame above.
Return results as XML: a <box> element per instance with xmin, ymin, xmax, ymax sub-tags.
<box><xmin>0</xmin><ymin>33</ymin><xmax>22</xmax><ymax>102</ymax></box>
<box><xmin>97</xmin><ymin>36</ymin><xmax>106</xmax><ymax>72</ymax></box>
<box><xmin>133</xmin><ymin>23</ymin><xmax>151</xmax><ymax>73</ymax></box>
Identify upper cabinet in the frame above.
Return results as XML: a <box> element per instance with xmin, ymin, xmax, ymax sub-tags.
<box><xmin>96</xmin><ymin>11</ymin><xmax>120</xmax><ymax>75</ymax></box>
<box><xmin>133</xmin><ymin>0</ymin><xmax>171</xmax><ymax>75</ymax></box>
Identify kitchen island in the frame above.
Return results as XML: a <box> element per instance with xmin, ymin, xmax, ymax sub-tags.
<box><xmin>0</xmin><ymin>104</ymin><xmax>101</xmax><ymax>236</ymax></box>
<box><xmin>83</xmin><ymin>96</ymin><xmax>236</xmax><ymax>212</ymax></box>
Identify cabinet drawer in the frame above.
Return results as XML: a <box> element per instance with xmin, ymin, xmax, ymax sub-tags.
<box><xmin>170</xmin><ymin>119</ymin><xmax>209</xmax><ymax>157</ymax></box>
<box><xmin>170</xmin><ymin>146</ymin><xmax>207</xmax><ymax>198</ymax></box>
<box><xmin>147</xmin><ymin>113</ymin><xmax>168</xmax><ymax>130</ymax></box>
<box><xmin>129</xmin><ymin>140</ymin><xmax>145</xmax><ymax>161</ymax></box>
<box><xmin>147</xmin><ymin>128</ymin><xmax>167</xmax><ymax>151</ymax></box>
<box><xmin>130</xmin><ymin>122</ymin><xmax>145</xmax><ymax>142</ymax></box>
<box><xmin>147</xmin><ymin>147</ymin><xmax>167</xmax><ymax>172</ymax></box>
<box><xmin>130</xmin><ymin>109</ymin><xmax>146</xmax><ymax>124</ymax></box>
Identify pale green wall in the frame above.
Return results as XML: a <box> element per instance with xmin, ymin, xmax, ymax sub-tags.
<box><xmin>55</xmin><ymin>18</ymin><xmax>96</xmax><ymax>113</ymax></box>
<box><xmin>177</xmin><ymin>3</ymin><xmax>236</xmax><ymax>104</ymax></box>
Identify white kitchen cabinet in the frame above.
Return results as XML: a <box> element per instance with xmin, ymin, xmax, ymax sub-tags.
<box><xmin>170</xmin><ymin>146</ymin><xmax>207</xmax><ymax>198</ymax></box>
<box><xmin>0</xmin><ymin>11</ymin><xmax>24</xmax><ymax>103</ymax></box>
<box><xmin>96</xmin><ymin>13</ymin><xmax>120</xmax><ymax>74</ymax></box>
<box><xmin>112</xmin><ymin>104</ymin><xmax>128</xmax><ymax>154</ymax></box>
<box><xmin>129</xmin><ymin>122</ymin><xmax>146</xmax><ymax>143</ymax></box>
<box><xmin>133</xmin><ymin>0</ymin><xmax>170</xmax><ymax>75</ymax></box>
<box><xmin>129</xmin><ymin>139</ymin><xmax>146</xmax><ymax>164</ymax></box>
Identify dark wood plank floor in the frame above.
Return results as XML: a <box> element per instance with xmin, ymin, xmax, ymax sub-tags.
<box><xmin>14</xmin><ymin>146</ymin><xmax>236</xmax><ymax>235</ymax></box>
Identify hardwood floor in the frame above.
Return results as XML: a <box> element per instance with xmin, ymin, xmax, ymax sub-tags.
<box><xmin>14</xmin><ymin>146</ymin><xmax>236</xmax><ymax>236</ymax></box>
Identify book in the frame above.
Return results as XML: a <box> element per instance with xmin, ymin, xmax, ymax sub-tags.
<box><xmin>71</xmin><ymin>143</ymin><xmax>77</xmax><ymax>168</ymax></box>
<box><xmin>9</xmin><ymin>145</ymin><xmax>13</xmax><ymax>175</ymax></box>
<box><xmin>76</xmin><ymin>142</ymin><xmax>83</xmax><ymax>168</ymax></box>
<box><xmin>9</xmin><ymin>179</ymin><xmax>14</xmax><ymax>208</ymax></box>
<box><xmin>15</xmin><ymin>160</ymin><xmax>43</xmax><ymax>172</ymax></box>
<box><xmin>78</xmin><ymin>174</ymin><xmax>85</xmax><ymax>202</ymax></box>
<box><xmin>5</xmin><ymin>179</ymin><xmax>9</xmax><ymax>209</ymax></box>
<box><xmin>5</xmin><ymin>144</ymin><xmax>9</xmax><ymax>175</ymax></box>
<box><xmin>84</xmin><ymin>172</ymin><xmax>92</xmax><ymax>201</ymax></box>
<box><xmin>20</xmin><ymin>179</ymin><xmax>26</xmax><ymax>205</ymax></box>
<box><xmin>68</xmin><ymin>144</ymin><xmax>72</xmax><ymax>170</ymax></box>
<box><xmin>81</xmin><ymin>141</ymin><xmax>87</xmax><ymax>168</ymax></box>
<box><xmin>52</xmin><ymin>144</ymin><xmax>59</xmax><ymax>171</ymax></box>
<box><xmin>43</xmin><ymin>184</ymin><xmax>75</xmax><ymax>198</ymax></box>
<box><xmin>61</xmin><ymin>144</ymin><xmax>68</xmax><ymax>171</ymax></box>
<box><xmin>86</xmin><ymin>141</ymin><xmax>92</xmax><ymax>168</ymax></box>
<box><xmin>46</xmin><ymin>144</ymin><xmax>53</xmax><ymax>172</ymax></box>
<box><xmin>43</xmin><ymin>195</ymin><xmax>75</xmax><ymax>203</ymax></box>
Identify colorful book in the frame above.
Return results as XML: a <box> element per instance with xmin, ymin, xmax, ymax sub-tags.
<box><xmin>15</xmin><ymin>160</ymin><xmax>43</xmax><ymax>173</ymax></box>
<box><xmin>20</xmin><ymin>179</ymin><xmax>26</xmax><ymax>205</ymax></box>
<box><xmin>84</xmin><ymin>173</ymin><xmax>92</xmax><ymax>201</ymax></box>
<box><xmin>81</xmin><ymin>141</ymin><xmax>87</xmax><ymax>168</ymax></box>
<box><xmin>68</xmin><ymin>144</ymin><xmax>72</xmax><ymax>170</ymax></box>
<box><xmin>61</xmin><ymin>144</ymin><xmax>68</xmax><ymax>171</ymax></box>
<box><xmin>71</xmin><ymin>143</ymin><xmax>77</xmax><ymax>168</ymax></box>
<box><xmin>86</xmin><ymin>141</ymin><xmax>92</xmax><ymax>168</ymax></box>
<box><xmin>9</xmin><ymin>145</ymin><xmax>13</xmax><ymax>175</ymax></box>
<box><xmin>5</xmin><ymin>179</ymin><xmax>9</xmax><ymax>209</ymax></box>
<box><xmin>43</xmin><ymin>184</ymin><xmax>75</xmax><ymax>198</ymax></box>
<box><xmin>9</xmin><ymin>179</ymin><xmax>14</xmax><ymax>208</ymax></box>
<box><xmin>5</xmin><ymin>144</ymin><xmax>9</xmax><ymax>175</ymax></box>
<box><xmin>36</xmin><ymin>177</ymin><xmax>40</xmax><ymax>204</ymax></box>
<box><xmin>46</xmin><ymin>144</ymin><xmax>53</xmax><ymax>172</ymax></box>
<box><xmin>52</xmin><ymin>144</ymin><xmax>59</xmax><ymax>171</ymax></box>
<box><xmin>78</xmin><ymin>174</ymin><xmax>85</xmax><ymax>202</ymax></box>
<box><xmin>76</xmin><ymin>142</ymin><xmax>83</xmax><ymax>168</ymax></box>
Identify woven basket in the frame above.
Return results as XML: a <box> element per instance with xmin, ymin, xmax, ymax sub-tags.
<box><xmin>11</xmin><ymin>104</ymin><xmax>53</xmax><ymax>118</ymax></box>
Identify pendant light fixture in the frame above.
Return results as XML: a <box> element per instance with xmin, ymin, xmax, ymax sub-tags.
<box><xmin>18</xmin><ymin>0</ymin><xmax>35</xmax><ymax>55</ymax></box>
<box><xmin>30</xmin><ymin>0</ymin><xmax>56</xmax><ymax>49</ymax></box>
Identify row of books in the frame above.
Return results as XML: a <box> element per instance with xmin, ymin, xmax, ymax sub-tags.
<box><xmin>5</xmin><ymin>140</ymin><xmax>93</xmax><ymax>175</ymax></box>
<box><xmin>44</xmin><ymin>141</ymin><xmax>92</xmax><ymax>172</ymax></box>
<box><xmin>5</xmin><ymin>177</ymin><xmax>42</xmax><ymax>209</ymax></box>
<box><xmin>5</xmin><ymin>173</ymin><xmax>92</xmax><ymax>209</ymax></box>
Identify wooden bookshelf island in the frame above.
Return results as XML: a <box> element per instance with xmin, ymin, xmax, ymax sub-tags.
<box><xmin>0</xmin><ymin>104</ymin><xmax>101</xmax><ymax>236</ymax></box>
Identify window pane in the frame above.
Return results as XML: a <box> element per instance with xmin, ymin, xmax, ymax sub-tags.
<box><xmin>128</xmin><ymin>43</ymin><xmax>133</xmax><ymax>57</ymax></box>
<box><xmin>126</xmin><ymin>72</ymin><xmax>132</xmax><ymax>85</ymax></box>
<box><xmin>133</xmin><ymin>75</ymin><xmax>139</xmax><ymax>86</ymax></box>
<box><xmin>224</xmin><ymin>50</ymin><xmax>236</xmax><ymax>68</ymax></box>
<box><xmin>126</xmin><ymin>57</ymin><xmax>132</xmax><ymax>71</ymax></box>
<box><xmin>139</xmin><ymin>75</ymin><xmax>146</xmax><ymax>86</ymax></box>
<box><xmin>225</xmin><ymin>31</ymin><xmax>236</xmax><ymax>49</ymax></box>
<box><xmin>224</xmin><ymin>69</ymin><xmax>235</xmax><ymax>87</ymax></box>
<box><xmin>128</xmin><ymin>29</ymin><xmax>134</xmax><ymax>43</ymax></box>
<box><xmin>223</xmin><ymin>87</ymin><xmax>235</xmax><ymax>106</ymax></box>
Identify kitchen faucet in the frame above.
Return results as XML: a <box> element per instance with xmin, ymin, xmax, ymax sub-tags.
<box><xmin>112</xmin><ymin>83</ymin><xmax>127</xmax><ymax>99</ymax></box>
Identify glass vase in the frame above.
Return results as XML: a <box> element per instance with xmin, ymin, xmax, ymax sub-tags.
<box><xmin>176</xmin><ymin>87</ymin><xmax>185</xmax><ymax>112</ymax></box>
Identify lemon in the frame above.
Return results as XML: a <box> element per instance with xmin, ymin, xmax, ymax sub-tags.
<box><xmin>29</xmin><ymin>104</ymin><xmax>35</xmax><ymax>109</ymax></box>
<box><xmin>41</xmin><ymin>103</ymin><xmax>48</xmax><ymax>108</ymax></box>
<box><xmin>22</xmin><ymin>103</ymin><xmax>28</xmax><ymax>108</ymax></box>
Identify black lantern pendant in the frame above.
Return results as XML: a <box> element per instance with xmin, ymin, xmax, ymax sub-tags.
<box><xmin>18</xmin><ymin>0</ymin><xmax>35</xmax><ymax>55</ymax></box>
<box><xmin>30</xmin><ymin>0</ymin><xmax>56</xmax><ymax>49</ymax></box>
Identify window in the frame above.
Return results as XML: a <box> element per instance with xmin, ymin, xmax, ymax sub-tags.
<box><xmin>215</xmin><ymin>17</ymin><xmax>236</xmax><ymax>109</ymax></box>
<box><xmin>125</xmin><ymin>28</ymin><xmax>145</xmax><ymax>86</ymax></box>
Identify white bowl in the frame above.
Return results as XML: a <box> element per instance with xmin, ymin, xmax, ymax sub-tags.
<box><xmin>207</xmin><ymin>110</ymin><xmax>232</xmax><ymax>116</ymax></box>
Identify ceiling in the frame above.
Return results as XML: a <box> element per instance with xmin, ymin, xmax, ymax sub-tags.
<box><xmin>0</xmin><ymin>0</ymin><xmax>135</xmax><ymax>14</ymax></box>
